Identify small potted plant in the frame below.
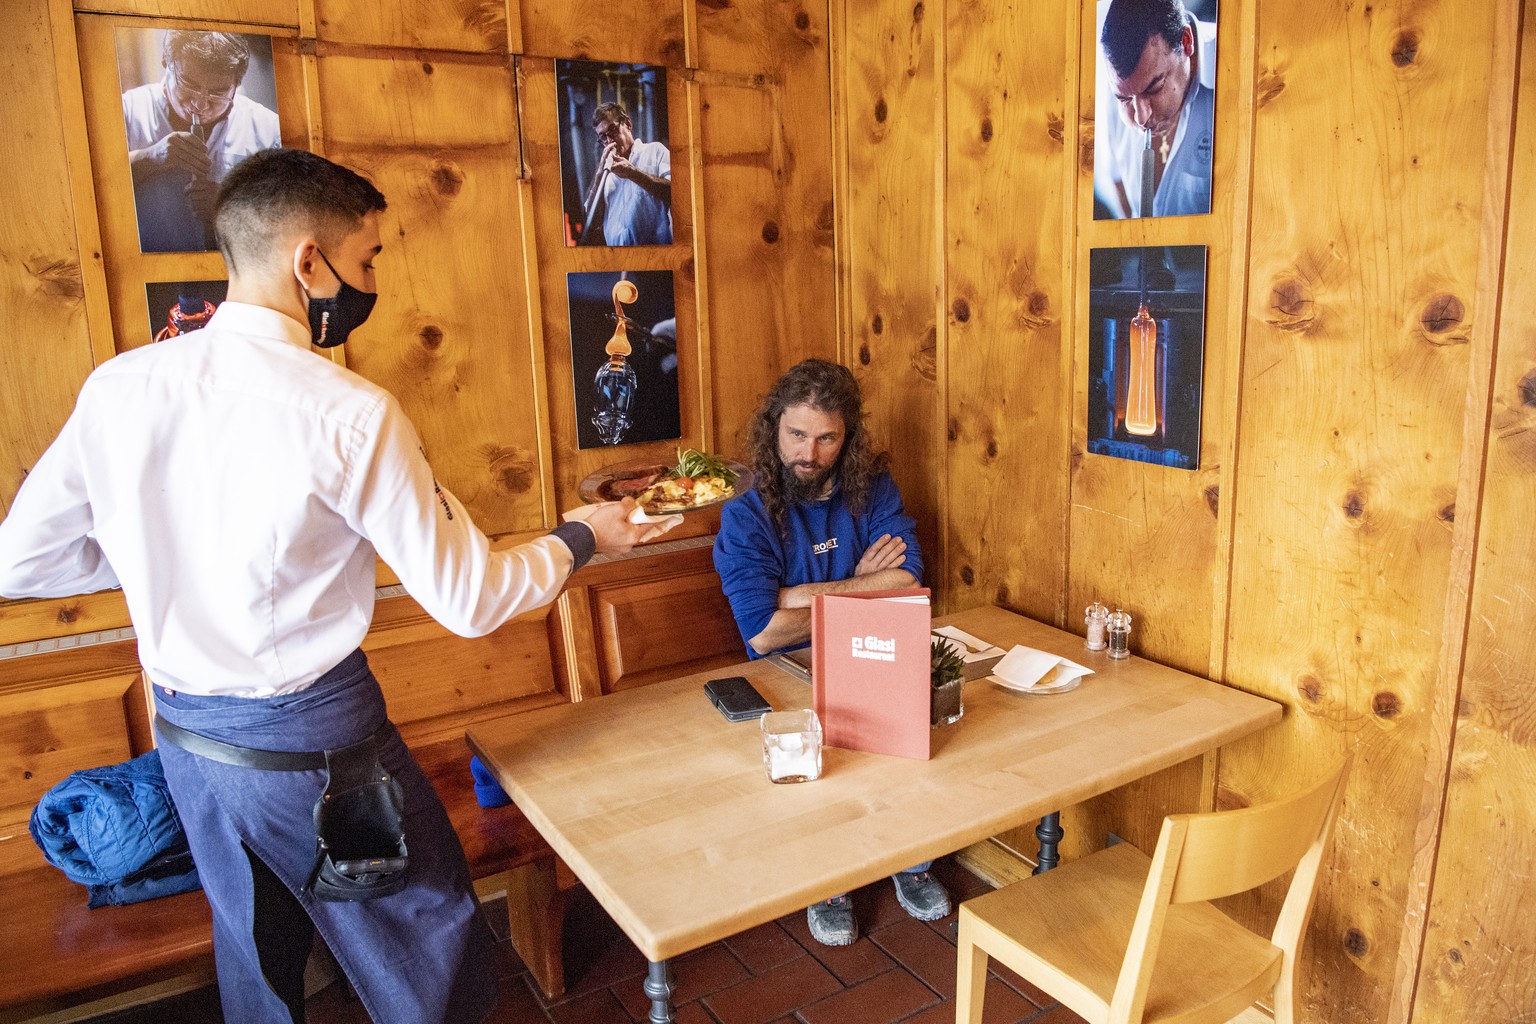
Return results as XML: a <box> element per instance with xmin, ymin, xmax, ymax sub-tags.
<box><xmin>931</xmin><ymin>637</ymin><xmax>966</xmax><ymax>726</ymax></box>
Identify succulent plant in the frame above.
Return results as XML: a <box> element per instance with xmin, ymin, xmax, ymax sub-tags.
<box><xmin>930</xmin><ymin>637</ymin><xmax>966</xmax><ymax>689</ymax></box>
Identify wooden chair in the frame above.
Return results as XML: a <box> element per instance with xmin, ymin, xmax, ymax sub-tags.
<box><xmin>955</xmin><ymin>761</ymin><xmax>1349</xmax><ymax>1024</ymax></box>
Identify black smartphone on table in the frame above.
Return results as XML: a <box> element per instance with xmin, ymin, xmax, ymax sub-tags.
<box><xmin>704</xmin><ymin>676</ymin><xmax>773</xmax><ymax>722</ymax></box>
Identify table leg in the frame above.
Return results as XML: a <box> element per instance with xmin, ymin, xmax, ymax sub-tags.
<box><xmin>644</xmin><ymin>959</ymin><xmax>675</xmax><ymax>1024</ymax></box>
<box><xmin>1033</xmin><ymin>811</ymin><xmax>1063</xmax><ymax>874</ymax></box>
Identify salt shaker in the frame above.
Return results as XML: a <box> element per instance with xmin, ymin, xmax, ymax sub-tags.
<box><xmin>1107</xmin><ymin>609</ymin><xmax>1132</xmax><ymax>660</ymax></box>
<box><xmin>1084</xmin><ymin>602</ymin><xmax>1109</xmax><ymax>651</ymax></box>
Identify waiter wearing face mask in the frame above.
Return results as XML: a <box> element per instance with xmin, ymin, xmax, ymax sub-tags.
<box><xmin>0</xmin><ymin>148</ymin><xmax>650</xmax><ymax>1023</ymax></box>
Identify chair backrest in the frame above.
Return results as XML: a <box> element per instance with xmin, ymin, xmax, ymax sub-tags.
<box><xmin>1108</xmin><ymin>759</ymin><xmax>1350</xmax><ymax>1023</ymax></box>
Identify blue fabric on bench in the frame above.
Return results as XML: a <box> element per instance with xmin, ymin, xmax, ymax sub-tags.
<box><xmin>29</xmin><ymin>748</ymin><xmax>202</xmax><ymax>907</ymax></box>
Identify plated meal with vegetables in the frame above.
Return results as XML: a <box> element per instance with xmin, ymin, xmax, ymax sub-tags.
<box><xmin>580</xmin><ymin>450</ymin><xmax>753</xmax><ymax>513</ymax></box>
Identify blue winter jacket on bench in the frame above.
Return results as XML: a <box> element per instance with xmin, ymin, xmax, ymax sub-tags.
<box><xmin>30</xmin><ymin>749</ymin><xmax>202</xmax><ymax>907</ymax></box>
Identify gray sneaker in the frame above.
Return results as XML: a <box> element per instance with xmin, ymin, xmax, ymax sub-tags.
<box><xmin>806</xmin><ymin>895</ymin><xmax>857</xmax><ymax>946</ymax></box>
<box><xmin>892</xmin><ymin>870</ymin><xmax>951</xmax><ymax>921</ymax></box>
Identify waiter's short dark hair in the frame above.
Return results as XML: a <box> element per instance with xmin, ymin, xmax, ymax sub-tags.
<box><xmin>214</xmin><ymin>149</ymin><xmax>386</xmax><ymax>273</ymax></box>
<box><xmin>1101</xmin><ymin>0</ymin><xmax>1189</xmax><ymax>80</ymax></box>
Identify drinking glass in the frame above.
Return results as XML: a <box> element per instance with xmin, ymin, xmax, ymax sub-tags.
<box><xmin>761</xmin><ymin>709</ymin><xmax>822</xmax><ymax>784</ymax></box>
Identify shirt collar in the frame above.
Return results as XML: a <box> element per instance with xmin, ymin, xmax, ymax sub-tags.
<box><xmin>205</xmin><ymin>301</ymin><xmax>314</xmax><ymax>352</ymax></box>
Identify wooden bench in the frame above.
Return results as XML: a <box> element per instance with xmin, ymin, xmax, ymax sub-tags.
<box><xmin>0</xmin><ymin>736</ymin><xmax>567</xmax><ymax>1023</ymax></box>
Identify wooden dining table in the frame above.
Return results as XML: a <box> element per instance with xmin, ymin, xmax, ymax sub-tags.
<box><xmin>466</xmin><ymin>605</ymin><xmax>1282</xmax><ymax>1023</ymax></box>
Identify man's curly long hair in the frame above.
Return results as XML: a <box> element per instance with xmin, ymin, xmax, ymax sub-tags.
<box><xmin>745</xmin><ymin>359</ymin><xmax>889</xmax><ymax>535</ymax></box>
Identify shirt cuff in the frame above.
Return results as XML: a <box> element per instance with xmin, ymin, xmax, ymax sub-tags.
<box><xmin>550</xmin><ymin>520</ymin><xmax>597</xmax><ymax>572</ymax></box>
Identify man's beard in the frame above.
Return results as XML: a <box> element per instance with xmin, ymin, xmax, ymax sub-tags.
<box><xmin>781</xmin><ymin>462</ymin><xmax>835</xmax><ymax>504</ymax></box>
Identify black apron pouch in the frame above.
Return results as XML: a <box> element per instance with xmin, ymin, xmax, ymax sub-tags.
<box><xmin>308</xmin><ymin>731</ymin><xmax>408</xmax><ymax>902</ymax></box>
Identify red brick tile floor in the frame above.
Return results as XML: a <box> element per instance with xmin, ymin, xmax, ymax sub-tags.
<box><xmin>81</xmin><ymin>858</ymin><xmax>1087</xmax><ymax>1024</ymax></box>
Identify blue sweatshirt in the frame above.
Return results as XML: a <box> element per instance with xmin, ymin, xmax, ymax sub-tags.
<box><xmin>713</xmin><ymin>471</ymin><xmax>923</xmax><ymax>657</ymax></box>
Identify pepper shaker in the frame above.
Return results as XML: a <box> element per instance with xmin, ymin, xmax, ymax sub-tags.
<box><xmin>1084</xmin><ymin>602</ymin><xmax>1109</xmax><ymax>651</ymax></box>
<box><xmin>1107</xmin><ymin>609</ymin><xmax>1133</xmax><ymax>660</ymax></box>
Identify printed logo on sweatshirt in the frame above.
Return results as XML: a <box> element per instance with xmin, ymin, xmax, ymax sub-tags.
<box><xmin>812</xmin><ymin>537</ymin><xmax>838</xmax><ymax>556</ymax></box>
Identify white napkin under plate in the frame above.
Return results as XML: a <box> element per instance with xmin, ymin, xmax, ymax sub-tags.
<box><xmin>931</xmin><ymin>625</ymin><xmax>1005</xmax><ymax>663</ymax></box>
<box><xmin>562</xmin><ymin>502</ymin><xmax>683</xmax><ymax>542</ymax></box>
<box><xmin>989</xmin><ymin>645</ymin><xmax>1094</xmax><ymax>692</ymax></box>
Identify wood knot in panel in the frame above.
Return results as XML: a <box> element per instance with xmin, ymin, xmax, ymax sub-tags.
<box><xmin>795</xmin><ymin>10</ymin><xmax>811</xmax><ymax>30</ymax></box>
<box><xmin>1078</xmin><ymin>119</ymin><xmax>1095</xmax><ymax>173</ymax></box>
<box><xmin>1518</xmin><ymin>368</ymin><xmax>1536</xmax><ymax>408</ymax></box>
<box><xmin>681</xmin><ymin>257</ymin><xmax>696</xmax><ymax>281</ymax></box>
<box><xmin>487</xmin><ymin>448</ymin><xmax>535</xmax><ymax>495</ymax></box>
<box><xmin>980</xmin><ymin>117</ymin><xmax>993</xmax><ymax>143</ymax></box>
<box><xmin>421</xmin><ymin>61</ymin><xmax>434</xmax><ymax>75</ymax></box>
<box><xmin>1255</xmin><ymin>66</ymin><xmax>1286</xmax><ymax>108</ymax></box>
<box><xmin>1343</xmin><ymin>928</ymin><xmax>1370</xmax><ymax>959</ymax></box>
<box><xmin>1420</xmin><ymin>293</ymin><xmax>1467</xmax><ymax>345</ymax></box>
<box><xmin>952</xmin><ymin>297</ymin><xmax>971</xmax><ymax>323</ymax></box>
<box><xmin>1015</xmin><ymin>289</ymin><xmax>1052</xmax><ymax>331</ymax></box>
<box><xmin>947</xmin><ymin>417</ymin><xmax>959</xmax><ymax>442</ymax></box>
<box><xmin>1447</xmin><ymin>948</ymin><xmax>1463</xmax><ymax>965</ymax></box>
<box><xmin>1298</xmin><ymin>674</ymin><xmax>1324</xmax><ymax>704</ymax></box>
<box><xmin>419</xmin><ymin>325</ymin><xmax>444</xmax><ymax>349</ymax></box>
<box><xmin>960</xmin><ymin>565</ymin><xmax>974</xmax><ymax>585</ymax></box>
<box><xmin>874</xmin><ymin>97</ymin><xmax>889</xmax><ymax>124</ymax></box>
<box><xmin>913</xmin><ymin>325</ymin><xmax>937</xmax><ymax>381</ymax></box>
<box><xmin>995</xmin><ymin>583</ymin><xmax>1010</xmax><ymax>606</ymax></box>
<box><xmin>912</xmin><ymin>2</ymin><xmax>925</xmax><ymax>23</ymax></box>
<box><xmin>1203</xmin><ymin>484</ymin><xmax>1219</xmax><ymax>517</ymax></box>
<box><xmin>56</xmin><ymin>604</ymin><xmax>79</xmax><ymax>624</ymax></box>
<box><xmin>23</xmin><ymin>255</ymin><xmax>84</xmax><ymax>299</ymax></box>
<box><xmin>1046</xmin><ymin>113</ymin><xmax>1064</xmax><ymax>145</ymax></box>
<box><xmin>1391</xmin><ymin>30</ymin><xmax>1420</xmax><ymax>67</ymax></box>
<box><xmin>1437</xmin><ymin>502</ymin><xmax>1455</xmax><ymax>524</ymax></box>
<box><xmin>858</xmin><ymin>342</ymin><xmax>871</xmax><ymax>366</ymax></box>
<box><xmin>871</xmin><ymin>313</ymin><xmax>884</xmax><ymax>335</ymax></box>
<box><xmin>816</xmin><ymin>201</ymin><xmax>836</xmax><ymax>232</ymax></box>
<box><xmin>1266</xmin><ymin>278</ymin><xmax>1316</xmax><ymax>333</ymax></box>
<box><xmin>1341</xmin><ymin>490</ymin><xmax>1366</xmax><ymax>521</ymax></box>
<box><xmin>429</xmin><ymin>161</ymin><xmax>465</xmax><ymax>198</ymax></box>
<box><xmin>1371</xmin><ymin>691</ymin><xmax>1402</xmax><ymax>719</ymax></box>
<box><xmin>761</xmin><ymin>220</ymin><xmax>780</xmax><ymax>243</ymax></box>
<box><xmin>985</xmin><ymin>438</ymin><xmax>998</xmax><ymax>459</ymax></box>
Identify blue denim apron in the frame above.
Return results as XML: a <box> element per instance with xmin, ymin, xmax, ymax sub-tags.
<box><xmin>153</xmin><ymin>650</ymin><xmax>496</xmax><ymax>1024</ymax></box>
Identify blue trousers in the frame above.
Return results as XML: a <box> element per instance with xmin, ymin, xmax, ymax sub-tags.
<box><xmin>154</xmin><ymin>650</ymin><xmax>496</xmax><ymax>1024</ymax></box>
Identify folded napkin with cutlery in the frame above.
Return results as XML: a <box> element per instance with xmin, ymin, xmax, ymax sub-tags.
<box><xmin>562</xmin><ymin>502</ymin><xmax>683</xmax><ymax>542</ymax></box>
<box><xmin>931</xmin><ymin>625</ymin><xmax>1005</xmax><ymax>663</ymax></box>
<box><xmin>990</xmin><ymin>645</ymin><xmax>1094</xmax><ymax>692</ymax></box>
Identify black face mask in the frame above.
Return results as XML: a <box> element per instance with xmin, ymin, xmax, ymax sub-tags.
<box><xmin>306</xmin><ymin>249</ymin><xmax>377</xmax><ymax>348</ymax></box>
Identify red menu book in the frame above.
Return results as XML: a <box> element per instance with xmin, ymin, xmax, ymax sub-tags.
<box><xmin>811</xmin><ymin>588</ymin><xmax>932</xmax><ymax>760</ymax></box>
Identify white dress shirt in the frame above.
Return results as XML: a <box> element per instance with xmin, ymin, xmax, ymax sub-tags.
<box><xmin>602</xmin><ymin>139</ymin><xmax>673</xmax><ymax>246</ymax></box>
<box><xmin>0</xmin><ymin>302</ymin><xmax>581</xmax><ymax>697</ymax></box>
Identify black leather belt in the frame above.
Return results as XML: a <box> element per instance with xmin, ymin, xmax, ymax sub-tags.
<box><xmin>154</xmin><ymin>716</ymin><xmax>387</xmax><ymax>772</ymax></box>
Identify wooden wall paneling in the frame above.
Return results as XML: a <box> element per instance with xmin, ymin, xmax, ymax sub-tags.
<box><xmin>695</xmin><ymin>0</ymin><xmax>838</xmax><ymax>457</ymax></box>
<box><xmin>363</xmin><ymin>600</ymin><xmax>567</xmax><ymax>746</ymax></box>
<box><xmin>315</xmin><ymin>50</ymin><xmax>549</xmax><ymax>536</ymax></box>
<box><xmin>0</xmin><ymin>651</ymin><xmax>146</xmax><ymax>873</ymax></box>
<box><xmin>588</xmin><ymin>566</ymin><xmax>742</xmax><ymax>692</ymax></box>
<box><xmin>71</xmin><ymin>0</ymin><xmax>299</xmax><ymax>25</ymax></box>
<box><xmin>555</xmin><ymin>587</ymin><xmax>603</xmax><ymax>700</ymax></box>
<box><xmin>313</xmin><ymin>0</ymin><xmax>511</xmax><ymax>52</ymax></box>
<box><xmin>1413</xmin><ymin>4</ymin><xmax>1533</xmax><ymax>1019</ymax></box>
<box><xmin>0</xmin><ymin>593</ymin><xmax>131</xmax><ymax>648</ymax></box>
<box><xmin>829</xmin><ymin>0</ymin><xmax>944</xmax><ymax>599</ymax></box>
<box><xmin>1223</xmin><ymin>2</ymin><xmax>1505</xmax><ymax>1021</ymax></box>
<box><xmin>942</xmin><ymin>0</ymin><xmax>1071</xmax><ymax>626</ymax></box>
<box><xmin>0</xmin><ymin>0</ymin><xmax>100</xmax><ymax>514</ymax></box>
<box><xmin>517</xmin><ymin>0</ymin><xmax>685</xmax><ymax>64</ymax></box>
<box><xmin>519</xmin><ymin>57</ymin><xmax>706</xmax><ymax>509</ymax></box>
<box><xmin>72</xmin><ymin>15</ymin><xmax>309</xmax><ymax>357</ymax></box>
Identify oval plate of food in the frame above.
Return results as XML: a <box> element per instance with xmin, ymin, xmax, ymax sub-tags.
<box><xmin>580</xmin><ymin>450</ymin><xmax>754</xmax><ymax>514</ymax></box>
